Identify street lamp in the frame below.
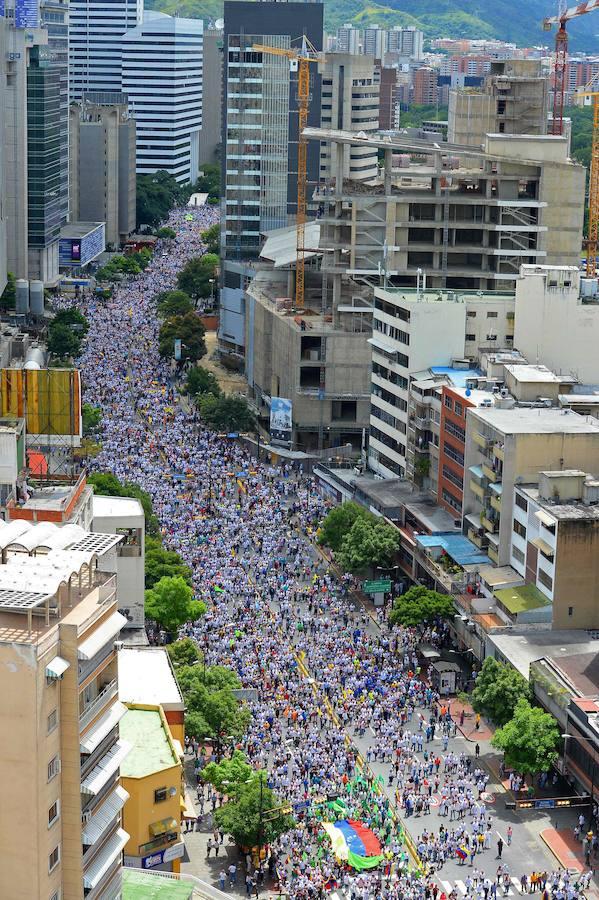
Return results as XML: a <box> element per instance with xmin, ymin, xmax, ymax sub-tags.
<box><xmin>209</xmin><ymin>278</ymin><xmax>215</xmax><ymax>309</ymax></box>
<box><xmin>562</xmin><ymin>732</ymin><xmax>596</xmax><ymax>826</ymax></box>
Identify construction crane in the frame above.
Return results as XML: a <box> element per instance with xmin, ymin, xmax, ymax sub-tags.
<box><xmin>544</xmin><ymin>0</ymin><xmax>599</xmax><ymax>136</ymax></box>
<box><xmin>252</xmin><ymin>38</ymin><xmax>322</xmax><ymax>308</ymax></box>
<box><xmin>576</xmin><ymin>75</ymin><xmax>599</xmax><ymax>276</ymax></box>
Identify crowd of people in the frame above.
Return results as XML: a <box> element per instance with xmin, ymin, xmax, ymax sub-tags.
<box><xmin>57</xmin><ymin>208</ymin><xmax>593</xmax><ymax>900</ymax></box>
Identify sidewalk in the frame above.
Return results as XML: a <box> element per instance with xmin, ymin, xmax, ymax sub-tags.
<box><xmin>449</xmin><ymin>697</ymin><xmax>494</xmax><ymax>742</ymax></box>
<box><xmin>540</xmin><ymin>827</ymin><xmax>599</xmax><ymax>894</ymax></box>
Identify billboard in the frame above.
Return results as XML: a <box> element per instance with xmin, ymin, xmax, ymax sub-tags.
<box><xmin>0</xmin><ymin>369</ymin><xmax>82</xmax><ymax>438</ymax></box>
<box><xmin>270</xmin><ymin>396</ymin><xmax>292</xmax><ymax>446</ymax></box>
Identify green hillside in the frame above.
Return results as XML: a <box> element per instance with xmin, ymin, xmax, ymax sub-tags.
<box><xmin>146</xmin><ymin>0</ymin><xmax>597</xmax><ymax>50</ymax></box>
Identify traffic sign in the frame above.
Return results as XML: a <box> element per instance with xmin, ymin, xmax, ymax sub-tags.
<box><xmin>363</xmin><ymin>579</ymin><xmax>392</xmax><ymax>594</ymax></box>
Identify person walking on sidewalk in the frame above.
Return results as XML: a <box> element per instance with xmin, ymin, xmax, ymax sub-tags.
<box><xmin>507</xmin><ymin>826</ymin><xmax>513</xmax><ymax>846</ymax></box>
<box><xmin>497</xmin><ymin>837</ymin><xmax>504</xmax><ymax>859</ymax></box>
<box><xmin>475</xmin><ymin>743</ymin><xmax>480</xmax><ymax>759</ymax></box>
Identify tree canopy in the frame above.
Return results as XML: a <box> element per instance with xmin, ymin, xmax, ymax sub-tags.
<box><xmin>156</xmin><ymin>226</ymin><xmax>177</xmax><ymax>239</ymax></box>
<box><xmin>82</xmin><ymin>403</ymin><xmax>102</xmax><ymax>436</ymax></box>
<box><xmin>166</xmin><ymin>637</ymin><xmax>200</xmax><ymax>668</ymax></box>
<box><xmin>201</xmin><ymin>223</ymin><xmax>220</xmax><ymax>255</ymax></box>
<box><xmin>145</xmin><ymin>575</ymin><xmax>206</xmax><ymax>635</ymax></box>
<box><xmin>195</xmin><ymin>163</ymin><xmax>220</xmax><ymax>201</ymax></box>
<box><xmin>337</xmin><ymin>516</ymin><xmax>400</xmax><ymax>575</ymax></box>
<box><xmin>215</xmin><ymin>776</ymin><xmax>295</xmax><ymax>849</ymax></box>
<box><xmin>158</xmin><ymin>312</ymin><xmax>207</xmax><ymax>364</ymax></box>
<box><xmin>389</xmin><ymin>586</ymin><xmax>454</xmax><ymax>628</ymax></box>
<box><xmin>48</xmin><ymin>308</ymin><xmax>89</xmax><ymax>360</ymax></box>
<box><xmin>145</xmin><ymin>535</ymin><xmax>192</xmax><ymax>589</ymax></box>
<box><xmin>318</xmin><ymin>501</ymin><xmax>376</xmax><ymax>553</ymax></box>
<box><xmin>177</xmin><ymin>254</ymin><xmax>219</xmax><ymax>301</ymax></box>
<box><xmin>198</xmin><ymin>393</ymin><xmax>256</xmax><ymax>432</ymax></box>
<box><xmin>186</xmin><ymin>365</ymin><xmax>222</xmax><ymax>399</ymax></box>
<box><xmin>137</xmin><ymin>170</ymin><xmax>190</xmax><ymax>229</ymax></box>
<box><xmin>470</xmin><ymin>656</ymin><xmax>531</xmax><ymax>727</ymax></box>
<box><xmin>202</xmin><ymin>750</ymin><xmax>254</xmax><ymax>798</ymax></box>
<box><xmin>492</xmin><ymin>698</ymin><xmax>560</xmax><ymax>776</ymax></box>
<box><xmin>0</xmin><ymin>272</ymin><xmax>16</xmax><ymax>310</ymax></box>
<box><xmin>156</xmin><ymin>289</ymin><xmax>194</xmax><ymax>318</ymax></box>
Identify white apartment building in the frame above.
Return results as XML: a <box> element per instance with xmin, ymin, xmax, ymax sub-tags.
<box><xmin>336</xmin><ymin>23</ymin><xmax>360</xmax><ymax>55</ymax></box>
<box><xmin>387</xmin><ymin>26</ymin><xmax>423</xmax><ymax>60</ymax></box>
<box><xmin>363</xmin><ymin>25</ymin><xmax>385</xmax><ymax>60</ymax></box>
<box><xmin>368</xmin><ymin>286</ymin><xmax>515</xmax><ymax>479</ymax></box>
<box><xmin>514</xmin><ymin>265</ymin><xmax>599</xmax><ymax>384</ymax></box>
<box><xmin>69</xmin><ymin>0</ymin><xmax>143</xmax><ymax>97</ymax></box>
<box><xmin>122</xmin><ymin>12</ymin><xmax>203</xmax><ymax>182</ymax></box>
<box><xmin>319</xmin><ymin>53</ymin><xmax>380</xmax><ymax>183</ymax></box>
<box><xmin>92</xmin><ymin>494</ymin><xmax>145</xmax><ymax>630</ymax></box>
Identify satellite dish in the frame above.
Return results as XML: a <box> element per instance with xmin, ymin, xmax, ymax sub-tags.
<box><xmin>465</xmin><ymin>388</ymin><xmax>471</xmax><ymax>397</ymax></box>
<box><xmin>215</xmin><ymin>17</ymin><xmax>224</xmax><ymax>28</ymax></box>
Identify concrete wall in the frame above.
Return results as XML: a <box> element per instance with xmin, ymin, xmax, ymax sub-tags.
<box><xmin>198</xmin><ymin>30</ymin><xmax>222</xmax><ymax>166</ymax></box>
<box><xmin>448</xmin><ymin>90</ymin><xmax>494</xmax><ymax>147</ymax></box>
<box><xmin>553</xmin><ymin>518</ymin><xmax>599</xmax><ymax>629</ymax></box>
<box><xmin>514</xmin><ymin>267</ymin><xmax>599</xmax><ymax>383</ymax></box>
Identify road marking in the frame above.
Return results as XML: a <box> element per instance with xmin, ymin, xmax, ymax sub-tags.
<box><xmin>440</xmin><ymin>877</ymin><xmax>523</xmax><ymax>896</ymax></box>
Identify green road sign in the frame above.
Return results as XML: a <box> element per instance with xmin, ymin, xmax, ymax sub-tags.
<box><xmin>363</xmin><ymin>578</ymin><xmax>392</xmax><ymax>594</ymax></box>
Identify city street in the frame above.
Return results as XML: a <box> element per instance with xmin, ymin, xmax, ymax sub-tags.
<box><xmin>61</xmin><ymin>207</ymin><xmax>595</xmax><ymax>899</ymax></box>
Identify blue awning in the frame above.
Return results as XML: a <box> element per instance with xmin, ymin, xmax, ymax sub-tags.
<box><xmin>468</xmin><ymin>465</ymin><xmax>483</xmax><ymax>479</ymax></box>
<box><xmin>489</xmin><ymin>482</ymin><xmax>503</xmax><ymax>495</ymax></box>
<box><xmin>416</xmin><ymin>532</ymin><xmax>490</xmax><ymax>566</ymax></box>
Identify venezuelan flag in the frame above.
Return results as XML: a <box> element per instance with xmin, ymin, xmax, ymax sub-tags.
<box><xmin>322</xmin><ymin>819</ymin><xmax>385</xmax><ymax>871</ymax></box>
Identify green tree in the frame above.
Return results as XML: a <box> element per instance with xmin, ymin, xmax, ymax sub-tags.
<box><xmin>201</xmin><ymin>223</ymin><xmax>220</xmax><ymax>254</ymax></box>
<box><xmin>197</xmin><ymin>393</ymin><xmax>255</xmax><ymax>432</ymax></box>
<box><xmin>492</xmin><ymin>698</ymin><xmax>560</xmax><ymax>776</ymax></box>
<box><xmin>202</xmin><ymin>750</ymin><xmax>254</xmax><ymax>797</ymax></box>
<box><xmin>156</xmin><ymin>290</ymin><xmax>194</xmax><ymax>318</ymax></box>
<box><xmin>470</xmin><ymin>657</ymin><xmax>531</xmax><ymax>727</ymax></box>
<box><xmin>0</xmin><ymin>272</ymin><xmax>16</xmax><ymax>310</ymax></box>
<box><xmin>186</xmin><ymin>365</ymin><xmax>222</xmax><ymax>398</ymax></box>
<box><xmin>195</xmin><ymin>164</ymin><xmax>220</xmax><ymax>201</ymax></box>
<box><xmin>318</xmin><ymin>501</ymin><xmax>376</xmax><ymax>553</ymax></box>
<box><xmin>337</xmin><ymin>517</ymin><xmax>400</xmax><ymax>575</ymax></box>
<box><xmin>145</xmin><ymin>575</ymin><xmax>206</xmax><ymax>635</ymax></box>
<box><xmin>158</xmin><ymin>312</ymin><xmax>207</xmax><ymax>364</ymax></box>
<box><xmin>136</xmin><ymin>170</ymin><xmax>190</xmax><ymax>229</ymax></box>
<box><xmin>203</xmin><ymin>688</ymin><xmax>251</xmax><ymax>748</ymax></box>
<box><xmin>177</xmin><ymin>254</ymin><xmax>219</xmax><ymax>301</ymax></box>
<box><xmin>145</xmin><ymin>539</ymin><xmax>192</xmax><ymax>589</ymax></box>
<box><xmin>157</xmin><ymin>226</ymin><xmax>177</xmax><ymax>239</ymax></box>
<box><xmin>48</xmin><ymin>323</ymin><xmax>81</xmax><ymax>359</ymax></box>
<box><xmin>185</xmin><ymin>709</ymin><xmax>211</xmax><ymax>740</ymax></box>
<box><xmin>87</xmin><ymin>472</ymin><xmax>124</xmax><ymax>496</ymax></box>
<box><xmin>167</xmin><ymin>637</ymin><xmax>200</xmax><ymax>667</ymax></box>
<box><xmin>82</xmin><ymin>403</ymin><xmax>102</xmax><ymax>436</ymax></box>
<box><xmin>389</xmin><ymin>585</ymin><xmax>454</xmax><ymax>628</ymax></box>
<box><xmin>215</xmin><ymin>776</ymin><xmax>295</xmax><ymax>849</ymax></box>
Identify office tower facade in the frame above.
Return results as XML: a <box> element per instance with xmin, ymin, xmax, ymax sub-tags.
<box><xmin>198</xmin><ymin>27</ymin><xmax>223</xmax><ymax>166</ymax></box>
<box><xmin>121</xmin><ymin>12</ymin><xmax>202</xmax><ymax>182</ymax></box>
<box><xmin>69</xmin><ymin>0</ymin><xmax>143</xmax><ymax>98</ymax></box>
<box><xmin>320</xmin><ymin>53</ymin><xmax>379</xmax><ymax>182</ymax></box>
<box><xmin>0</xmin><ymin>521</ymin><xmax>129</xmax><ymax>899</ymax></box>
<box><xmin>40</xmin><ymin>0</ymin><xmax>69</xmax><ymax>226</ymax></box>
<box><xmin>363</xmin><ymin>24</ymin><xmax>385</xmax><ymax>60</ymax></box>
<box><xmin>219</xmin><ymin>0</ymin><xmax>323</xmax><ymax>361</ymax></box>
<box><xmin>336</xmin><ymin>23</ymin><xmax>360</xmax><ymax>55</ymax></box>
<box><xmin>413</xmin><ymin>66</ymin><xmax>438</xmax><ymax>105</ymax></box>
<box><xmin>0</xmin><ymin>15</ymin><xmax>8</xmax><ymax>294</ymax></box>
<box><xmin>70</xmin><ymin>93</ymin><xmax>137</xmax><ymax>247</ymax></box>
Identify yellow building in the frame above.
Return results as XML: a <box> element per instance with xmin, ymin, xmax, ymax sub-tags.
<box><xmin>121</xmin><ymin>704</ymin><xmax>185</xmax><ymax>873</ymax></box>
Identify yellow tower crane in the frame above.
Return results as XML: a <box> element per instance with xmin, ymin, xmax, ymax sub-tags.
<box><xmin>252</xmin><ymin>39</ymin><xmax>323</xmax><ymax>308</ymax></box>
<box><xmin>576</xmin><ymin>76</ymin><xmax>599</xmax><ymax>277</ymax></box>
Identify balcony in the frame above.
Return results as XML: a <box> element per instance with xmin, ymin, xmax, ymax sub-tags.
<box><xmin>473</xmin><ymin>431</ymin><xmax>493</xmax><ymax>449</ymax></box>
<box><xmin>490</xmin><ymin>494</ymin><xmax>502</xmax><ymax>513</ymax></box>
<box><xmin>493</xmin><ymin>444</ymin><xmax>504</xmax><ymax>462</ymax></box>
<box><xmin>468</xmin><ymin>528</ymin><xmax>488</xmax><ymax>549</ymax></box>
<box><xmin>80</xmin><ymin>678</ymin><xmax>118</xmax><ymax>730</ymax></box>
<box><xmin>481</xmin><ymin>512</ymin><xmax>498</xmax><ymax>534</ymax></box>
<box><xmin>470</xmin><ymin>479</ymin><xmax>486</xmax><ymax>500</ymax></box>
<box><xmin>488</xmin><ymin>545</ymin><xmax>499</xmax><ymax>564</ymax></box>
<box><xmin>482</xmin><ymin>462</ymin><xmax>501</xmax><ymax>483</ymax></box>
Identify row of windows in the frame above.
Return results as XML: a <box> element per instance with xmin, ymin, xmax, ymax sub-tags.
<box><xmin>444</xmin><ymin>419</ymin><xmax>466</xmax><ymax>443</ymax></box>
<box><xmin>443</xmin><ymin>441</ymin><xmax>464</xmax><ymax>467</ymax></box>
<box><xmin>372</xmin><ymin>385</ymin><xmax>407</xmax><ymax>412</ymax></box>
<box><xmin>374</xmin><ymin>318</ymin><xmax>409</xmax><ymax>345</ymax></box>
<box><xmin>442</xmin><ymin>464</ymin><xmax>463</xmax><ymax>490</ymax></box>
<box><xmin>515</xmin><ymin>493</ymin><xmax>528</xmax><ymax>512</ymax></box>
<box><xmin>370</xmin><ymin>425</ymin><xmax>406</xmax><ymax>458</ymax></box>
<box><xmin>374</xmin><ymin>298</ymin><xmax>410</xmax><ymax>322</ymax></box>
<box><xmin>442</xmin><ymin>487</ymin><xmax>462</xmax><ymax>512</ymax></box>
<box><xmin>371</xmin><ymin>404</ymin><xmax>397</xmax><ymax>429</ymax></box>
<box><xmin>372</xmin><ymin>449</ymin><xmax>403</xmax><ymax>477</ymax></box>
<box><xmin>372</xmin><ymin>360</ymin><xmax>408</xmax><ymax>390</ymax></box>
<box><xmin>513</xmin><ymin>519</ymin><xmax>526</xmax><ymax>538</ymax></box>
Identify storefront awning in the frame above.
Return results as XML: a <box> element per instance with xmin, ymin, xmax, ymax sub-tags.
<box><xmin>45</xmin><ymin>656</ymin><xmax>70</xmax><ymax>679</ymax></box>
<box><xmin>150</xmin><ymin>816</ymin><xmax>178</xmax><ymax>837</ymax></box>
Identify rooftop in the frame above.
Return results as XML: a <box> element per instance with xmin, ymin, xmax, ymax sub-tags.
<box><xmin>521</xmin><ymin>484</ymin><xmax>599</xmax><ymax>522</ymax></box>
<box><xmin>416</xmin><ymin>532</ymin><xmax>490</xmax><ymax>566</ymax></box>
<box><xmin>504</xmin><ymin>364</ymin><xmax>564</xmax><ymax>384</ymax></box>
<box><xmin>60</xmin><ymin>222</ymin><xmax>104</xmax><ymax>239</ymax></box>
<box><xmin>470</xmin><ymin>407</ymin><xmax>599</xmax><ymax>435</ymax></box>
<box><xmin>92</xmin><ymin>494</ymin><xmax>145</xmax><ymax>521</ymax></box>
<box><xmin>375</xmin><ymin>286</ymin><xmax>515</xmax><ymax>307</ymax></box>
<box><xmin>404</xmin><ymin>496</ymin><xmax>460</xmax><ymax>534</ymax></box>
<box><xmin>488</xmin><ymin>629</ymin><xmax>599</xmax><ymax>679</ymax></box>
<box><xmin>430</xmin><ymin>366</ymin><xmax>484</xmax><ymax>389</ymax></box>
<box><xmin>495</xmin><ymin>583</ymin><xmax>551</xmax><ymax>615</ymax></box>
<box><xmin>552</xmin><ymin>653</ymin><xmax>599</xmax><ymax>698</ymax></box>
<box><xmin>120</xmin><ymin>707</ymin><xmax>180</xmax><ymax>778</ymax></box>
<box><xmin>118</xmin><ymin>647</ymin><xmax>184</xmax><ymax>711</ymax></box>
<box><xmin>122</xmin><ymin>870</ymin><xmax>193</xmax><ymax>899</ymax></box>
<box><xmin>260</xmin><ymin>222</ymin><xmax>321</xmax><ymax>269</ymax></box>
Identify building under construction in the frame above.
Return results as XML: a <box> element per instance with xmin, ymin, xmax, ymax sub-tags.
<box><xmin>307</xmin><ymin>126</ymin><xmax>584</xmax><ymax>293</ymax></box>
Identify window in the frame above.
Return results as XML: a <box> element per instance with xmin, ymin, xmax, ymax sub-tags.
<box><xmin>48</xmin><ymin>756</ymin><xmax>60</xmax><ymax>782</ymax></box>
<box><xmin>511</xmin><ymin>546</ymin><xmax>525</xmax><ymax>564</ymax></box>
<box><xmin>47</xmin><ymin>709</ymin><xmax>58</xmax><ymax>735</ymax></box>
<box><xmin>568</xmin><ymin>606</ymin><xmax>574</xmax><ymax>617</ymax></box>
<box><xmin>467</xmin><ymin>310</ymin><xmax>477</xmax><ymax>318</ymax></box>
<box><xmin>442</xmin><ymin>464</ymin><xmax>463</xmax><ymax>489</ymax></box>
<box><xmin>538</xmin><ymin>569</ymin><xmax>553</xmax><ymax>591</ymax></box>
<box><xmin>48</xmin><ymin>801</ymin><xmax>60</xmax><ymax>828</ymax></box>
<box><xmin>154</xmin><ymin>787</ymin><xmax>167</xmax><ymax>803</ymax></box>
<box><xmin>454</xmin><ymin>401</ymin><xmax>463</xmax><ymax>417</ymax></box>
<box><xmin>513</xmin><ymin>519</ymin><xmax>526</xmax><ymax>539</ymax></box>
<box><xmin>444</xmin><ymin>395</ymin><xmax>453</xmax><ymax>410</ymax></box>
<box><xmin>515</xmin><ymin>493</ymin><xmax>528</xmax><ymax>512</ymax></box>
<box><xmin>48</xmin><ymin>846</ymin><xmax>60</xmax><ymax>873</ymax></box>
<box><xmin>444</xmin><ymin>441</ymin><xmax>464</xmax><ymax>466</ymax></box>
<box><xmin>442</xmin><ymin>487</ymin><xmax>462</xmax><ymax>512</ymax></box>
<box><xmin>465</xmin><ymin>334</ymin><xmax>476</xmax><ymax>342</ymax></box>
<box><xmin>486</xmin><ymin>311</ymin><xmax>498</xmax><ymax>318</ymax></box>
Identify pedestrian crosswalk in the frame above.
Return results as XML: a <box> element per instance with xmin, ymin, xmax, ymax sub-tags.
<box><xmin>439</xmin><ymin>877</ymin><xmax>524</xmax><ymax>896</ymax></box>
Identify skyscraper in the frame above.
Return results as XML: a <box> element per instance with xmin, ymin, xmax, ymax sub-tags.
<box><xmin>363</xmin><ymin>24</ymin><xmax>386</xmax><ymax>60</ymax></box>
<box><xmin>40</xmin><ymin>0</ymin><xmax>70</xmax><ymax>226</ymax></box>
<box><xmin>69</xmin><ymin>0</ymin><xmax>143</xmax><ymax>98</ymax></box>
<box><xmin>219</xmin><ymin>0</ymin><xmax>323</xmax><ymax>362</ymax></box>
<box><xmin>121</xmin><ymin>12</ymin><xmax>203</xmax><ymax>183</ymax></box>
<box><xmin>336</xmin><ymin>23</ymin><xmax>360</xmax><ymax>55</ymax></box>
